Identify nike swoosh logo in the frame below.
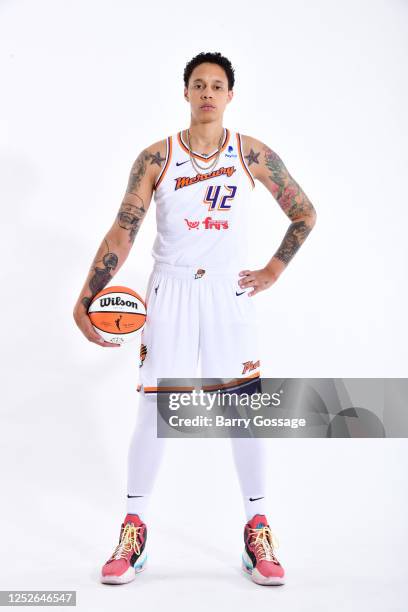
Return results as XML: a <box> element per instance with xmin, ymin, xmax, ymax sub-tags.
<box><xmin>249</xmin><ymin>496</ymin><xmax>264</xmax><ymax>502</ymax></box>
<box><xmin>127</xmin><ymin>495</ymin><xmax>144</xmax><ymax>498</ymax></box>
<box><xmin>236</xmin><ymin>291</ymin><xmax>246</xmax><ymax>296</ymax></box>
<box><xmin>176</xmin><ymin>160</ymin><xmax>189</xmax><ymax>166</ymax></box>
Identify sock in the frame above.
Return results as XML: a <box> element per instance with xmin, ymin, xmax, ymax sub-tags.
<box><xmin>126</xmin><ymin>493</ymin><xmax>149</xmax><ymax>520</ymax></box>
<box><xmin>244</xmin><ymin>495</ymin><xmax>268</xmax><ymax>521</ymax></box>
<box><xmin>230</xmin><ymin>436</ymin><xmax>268</xmax><ymax>522</ymax></box>
<box><xmin>126</xmin><ymin>392</ymin><xmax>168</xmax><ymax>523</ymax></box>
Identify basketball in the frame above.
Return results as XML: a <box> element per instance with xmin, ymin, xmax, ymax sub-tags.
<box><xmin>88</xmin><ymin>286</ymin><xmax>146</xmax><ymax>345</ymax></box>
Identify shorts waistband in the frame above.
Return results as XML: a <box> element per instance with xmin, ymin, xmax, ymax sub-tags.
<box><xmin>152</xmin><ymin>262</ymin><xmax>241</xmax><ymax>279</ymax></box>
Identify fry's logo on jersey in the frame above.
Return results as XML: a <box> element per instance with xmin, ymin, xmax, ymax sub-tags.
<box><xmin>202</xmin><ymin>217</ymin><xmax>229</xmax><ymax>230</ymax></box>
<box><xmin>174</xmin><ymin>166</ymin><xmax>236</xmax><ymax>190</ymax></box>
<box><xmin>184</xmin><ymin>217</ymin><xmax>229</xmax><ymax>230</ymax></box>
<box><xmin>184</xmin><ymin>219</ymin><xmax>200</xmax><ymax>229</ymax></box>
<box><xmin>242</xmin><ymin>360</ymin><xmax>260</xmax><ymax>375</ymax></box>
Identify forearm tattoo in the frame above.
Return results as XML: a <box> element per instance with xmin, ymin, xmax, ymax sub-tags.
<box><xmin>81</xmin><ymin>239</ymin><xmax>118</xmax><ymax>310</ymax></box>
<box><xmin>274</xmin><ymin>221</ymin><xmax>311</xmax><ymax>264</ymax></box>
<box><xmin>117</xmin><ymin>194</ymin><xmax>146</xmax><ymax>244</ymax></box>
<box><xmin>262</xmin><ymin>146</ymin><xmax>316</xmax><ymax>265</ymax></box>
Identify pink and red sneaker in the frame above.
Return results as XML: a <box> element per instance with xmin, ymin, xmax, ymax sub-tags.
<box><xmin>242</xmin><ymin>514</ymin><xmax>285</xmax><ymax>585</ymax></box>
<box><xmin>101</xmin><ymin>513</ymin><xmax>147</xmax><ymax>584</ymax></box>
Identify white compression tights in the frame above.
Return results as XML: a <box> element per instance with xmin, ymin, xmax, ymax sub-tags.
<box><xmin>126</xmin><ymin>393</ymin><xmax>268</xmax><ymax>521</ymax></box>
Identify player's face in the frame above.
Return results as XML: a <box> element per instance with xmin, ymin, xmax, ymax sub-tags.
<box><xmin>184</xmin><ymin>63</ymin><xmax>233</xmax><ymax>122</ymax></box>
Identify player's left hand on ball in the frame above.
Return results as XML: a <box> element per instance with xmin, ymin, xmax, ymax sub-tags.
<box><xmin>238</xmin><ymin>267</ymin><xmax>278</xmax><ymax>297</ymax></box>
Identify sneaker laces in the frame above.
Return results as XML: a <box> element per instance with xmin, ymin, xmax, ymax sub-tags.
<box><xmin>109</xmin><ymin>523</ymin><xmax>142</xmax><ymax>561</ymax></box>
<box><xmin>248</xmin><ymin>525</ymin><xmax>280</xmax><ymax>563</ymax></box>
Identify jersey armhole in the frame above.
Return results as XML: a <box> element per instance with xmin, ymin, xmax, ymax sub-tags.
<box><xmin>153</xmin><ymin>136</ymin><xmax>172</xmax><ymax>191</ymax></box>
<box><xmin>236</xmin><ymin>133</ymin><xmax>256</xmax><ymax>189</ymax></box>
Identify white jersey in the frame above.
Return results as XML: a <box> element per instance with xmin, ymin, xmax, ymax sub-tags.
<box><xmin>151</xmin><ymin>128</ymin><xmax>256</xmax><ymax>270</ymax></box>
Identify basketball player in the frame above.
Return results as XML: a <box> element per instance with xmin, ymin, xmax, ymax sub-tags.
<box><xmin>73</xmin><ymin>52</ymin><xmax>317</xmax><ymax>586</ymax></box>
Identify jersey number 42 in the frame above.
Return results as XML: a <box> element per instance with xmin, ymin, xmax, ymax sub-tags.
<box><xmin>203</xmin><ymin>185</ymin><xmax>237</xmax><ymax>211</ymax></box>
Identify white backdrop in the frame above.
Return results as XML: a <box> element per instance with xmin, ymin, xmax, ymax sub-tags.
<box><xmin>1</xmin><ymin>0</ymin><xmax>407</xmax><ymax>610</ymax></box>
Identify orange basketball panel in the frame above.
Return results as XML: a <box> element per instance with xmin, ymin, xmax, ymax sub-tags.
<box><xmin>89</xmin><ymin>311</ymin><xmax>146</xmax><ymax>334</ymax></box>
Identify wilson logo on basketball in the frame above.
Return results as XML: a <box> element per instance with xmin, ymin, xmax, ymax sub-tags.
<box><xmin>100</xmin><ymin>297</ymin><xmax>139</xmax><ymax>309</ymax></box>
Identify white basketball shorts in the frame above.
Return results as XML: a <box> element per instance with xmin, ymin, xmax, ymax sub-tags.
<box><xmin>136</xmin><ymin>262</ymin><xmax>261</xmax><ymax>395</ymax></box>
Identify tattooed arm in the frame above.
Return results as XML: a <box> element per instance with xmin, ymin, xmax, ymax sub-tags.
<box><xmin>73</xmin><ymin>140</ymin><xmax>167</xmax><ymax>345</ymax></box>
<box><xmin>238</xmin><ymin>135</ymin><xmax>317</xmax><ymax>296</ymax></box>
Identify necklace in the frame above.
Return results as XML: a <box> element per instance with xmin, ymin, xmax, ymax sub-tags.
<box><xmin>186</xmin><ymin>128</ymin><xmax>224</xmax><ymax>173</ymax></box>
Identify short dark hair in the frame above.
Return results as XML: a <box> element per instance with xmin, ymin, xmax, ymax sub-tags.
<box><xmin>183</xmin><ymin>52</ymin><xmax>235</xmax><ymax>90</ymax></box>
